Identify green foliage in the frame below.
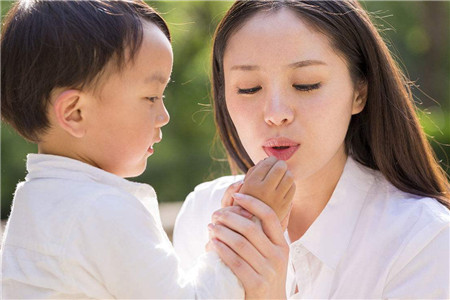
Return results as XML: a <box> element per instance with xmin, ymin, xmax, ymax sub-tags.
<box><xmin>1</xmin><ymin>1</ymin><xmax>449</xmax><ymax>219</ymax></box>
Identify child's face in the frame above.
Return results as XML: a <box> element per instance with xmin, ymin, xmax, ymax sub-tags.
<box><xmin>223</xmin><ymin>8</ymin><xmax>365</xmax><ymax>181</ymax></box>
<box><xmin>83</xmin><ymin>22</ymin><xmax>172</xmax><ymax>177</ymax></box>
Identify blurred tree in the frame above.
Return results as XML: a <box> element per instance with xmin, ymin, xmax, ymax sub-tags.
<box><xmin>1</xmin><ymin>1</ymin><xmax>449</xmax><ymax>220</ymax></box>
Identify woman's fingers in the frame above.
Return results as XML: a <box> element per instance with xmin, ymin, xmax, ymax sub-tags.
<box><xmin>210</xmin><ymin>238</ymin><xmax>263</xmax><ymax>292</ymax></box>
<box><xmin>214</xmin><ymin>205</ymin><xmax>253</xmax><ymax>221</ymax></box>
<box><xmin>211</xmin><ymin>208</ymin><xmax>273</xmax><ymax>258</ymax></box>
<box><xmin>208</xmin><ymin>223</ymin><xmax>267</xmax><ymax>275</ymax></box>
<box><xmin>232</xmin><ymin>193</ymin><xmax>287</xmax><ymax>246</ymax></box>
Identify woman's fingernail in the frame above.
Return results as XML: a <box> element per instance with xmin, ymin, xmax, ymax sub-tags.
<box><xmin>207</xmin><ymin>223</ymin><xmax>215</xmax><ymax>231</ymax></box>
<box><xmin>233</xmin><ymin>192</ymin><xmax>245</xmax><ymax>200</ymax></box>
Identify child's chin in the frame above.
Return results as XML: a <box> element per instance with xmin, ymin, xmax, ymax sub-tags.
<box><xmin>115</xmin><ymin>163</ymin><xmax>147</xmax><ymax>179</ymax></box>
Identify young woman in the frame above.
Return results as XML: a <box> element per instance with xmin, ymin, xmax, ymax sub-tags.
<box><xmin>174</xmin><ymin>1</ymin><xmax>450</xmax><ymax>298</ymax></box>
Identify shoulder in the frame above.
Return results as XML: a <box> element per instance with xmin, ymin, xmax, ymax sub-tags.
<box><xmin>363</xmin><ymin>175</ymin><xmax>449</xmax><ymax>273</ymax></box>
<box><xmin>366</xmin><ymin>173</ymin><xmax>449</xmax><ymax>231</ymax></box>
<box><xmin>380</xmin><ymin>194</ymin><xmax>449</xmax><ymax>297</ymax></box>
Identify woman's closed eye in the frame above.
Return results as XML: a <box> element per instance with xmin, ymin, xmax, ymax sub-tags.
<box><xmin>237</xmin><ymin>86</ymin><xmax>262</xmax><ymax>95</ymax></box>
<box><xmin>293</xmin><ymin>82</ymin><xmax>321</xmax><ymax>92</ymax></box>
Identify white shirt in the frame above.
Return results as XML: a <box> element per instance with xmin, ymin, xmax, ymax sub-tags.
<box><xmin>1</xmin><ymin>154</ymin><xmax>244</xmax><ymax>299</ymax></box>
<box><xmin>174</xmin><ymin>156</ymin><xmax>450</xmax><ymax>299</ymax></box>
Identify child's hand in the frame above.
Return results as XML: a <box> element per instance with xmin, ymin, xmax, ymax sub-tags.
<box><xmin>239</xmin><ymin>156</ymin><xmax>295</xmax><ymax>225</ymax></box>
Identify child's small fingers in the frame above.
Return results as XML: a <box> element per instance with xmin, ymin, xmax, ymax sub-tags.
<box><xmin>284</xmin><ymin>184</ymin><xmax>296</xmax><ymax>202</ymax></box>
<box><xmin>262</xmin><ymin>160</ymin><xmax>288</xmax><ymax>189</ymax></box>
<box><xmin>244</xmin><ymin>165</ymin><xmax>256</xmax><ymax>182</ymax></box>
<box><xmin>243</xmin><ymin>156</ymin><xmax>278</xmax><ymax>184</ymax></box>
<box><xmin>280</xmin><ymin>203</ymin><xmax>293</xmax><ymax>231</ymax></box>
<box><xmin>275</xmin><ymin>170</ymin><xmax>294</xmax><ymax>198</ymax></box>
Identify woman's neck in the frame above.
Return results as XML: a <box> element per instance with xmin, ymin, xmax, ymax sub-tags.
<box><xmin>287</xmin><ymin>151</ymin><xmax>348</xmax><ymax>242</ymax></box>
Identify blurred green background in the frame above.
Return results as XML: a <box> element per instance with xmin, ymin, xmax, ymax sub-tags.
<box><xmin>1</xmin><ymin>1</ymin><xmax>449</xmax><ymax>220</ymax></box>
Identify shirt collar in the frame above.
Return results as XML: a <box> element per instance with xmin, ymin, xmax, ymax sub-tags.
<box><xmin>291</xmin><ymin>156</ymin><xmax>377</xmax><ymax>270</ymax></box>
<box><xmin>25</xmin><ymin>153</ymin><xmax>156</xmax><ymax>200</ymax></box>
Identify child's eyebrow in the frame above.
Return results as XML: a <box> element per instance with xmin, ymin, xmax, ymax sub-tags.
<box><xmin>144</xmin><ymin>73</ymin><xmax>169</xmax><ymax>85</ymax></box>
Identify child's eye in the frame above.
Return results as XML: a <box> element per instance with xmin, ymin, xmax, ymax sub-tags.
<box><xmin>293</xmin><ymin>82</ymin><xmax>321</xmax><ymax>92</ymax></box>
<box><xmin>145</xmin><ymin>95</ymin><xmax>165</xmax><ymax>103</ymax></box>
<box><xmin>237</xmin><ymin>86</ymin><xmax>262</xmax><ymax>95</ymax></box>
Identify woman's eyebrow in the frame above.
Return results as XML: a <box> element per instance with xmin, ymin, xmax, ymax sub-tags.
<box><xmin>288</xmin><ymin>60</ymin><xmax>327</xmax><ymax>68</ymax></box>
<box><xmin>229</xmin><ymin>60</ymin><xmax>327</xmax><ymax>72</ymax></box>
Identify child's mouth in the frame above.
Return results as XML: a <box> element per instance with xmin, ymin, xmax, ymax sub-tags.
<box><xmin>147</xmin><ymin>146</ymin><xmax>154</xmax><ymax>155</ymax></box>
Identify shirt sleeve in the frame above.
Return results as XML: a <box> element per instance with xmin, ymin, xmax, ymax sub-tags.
<box><xmin>173</xmin><ymin>189</ymin><xmax>212</xmax><ymax>271</ymax></box>
<box><xmin>62</xmin><ymin>193</ymin><xmax>244</xmax><ymax>299</ymax></box>
<box><xmin>382</xmin><ymin>222</ymin><xmax>450</xmax><ymax>299</ymax></box>
<box><xmin>173</xmin><ymin>176</ymin><xmax>242</xmax><ymax>271</ymax></box>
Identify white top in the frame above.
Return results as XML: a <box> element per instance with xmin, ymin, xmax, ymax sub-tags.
<box><xmin>174</xmin><ymin>156</ymin><xmax>450</xmax><ymax>299</ymax></box>
<box><xmin>1</xmin><ymin>154</ymin><xmax>244</xmax><ymax>299</ymax></box>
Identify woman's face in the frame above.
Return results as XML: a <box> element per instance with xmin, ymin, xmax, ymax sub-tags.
<box><xmin>223</xmin><ymin>8</ymin><xmax>366</xmax><ymax>180</ymax></box>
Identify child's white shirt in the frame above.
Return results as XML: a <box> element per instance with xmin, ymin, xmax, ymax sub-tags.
<box><xmin>174</xmin><ymin>156</ymin><xmax>450</xmax><ymax>299</ymax></box>
<box><xmin>1</xmin><ymin>154</ymin><xmax>244</xmax><ymax>299</ymax></box>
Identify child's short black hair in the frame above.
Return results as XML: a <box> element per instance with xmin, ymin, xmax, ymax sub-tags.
<box><xmin>1</xmin><ymin>0</ymin><xmax>171</xmax><ymax>142</ymax></box>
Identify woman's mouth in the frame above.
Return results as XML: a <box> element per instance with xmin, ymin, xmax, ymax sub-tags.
<box><xmin>262</xmin><ymin>137</ymin><xmax>300</xmax><ymax>161</ymax></box>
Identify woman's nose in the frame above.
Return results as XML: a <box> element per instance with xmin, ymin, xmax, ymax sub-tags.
<box><xmin>264</xmin><ymin>96</ymin><xmax>294</xmax><ymax>126</ymax></box>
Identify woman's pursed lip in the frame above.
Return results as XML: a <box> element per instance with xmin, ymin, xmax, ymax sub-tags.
<box><xmin>263</xmin><ymin>137</ymin><xmax>299</xmax><ymax>147</ymax></box>
<box><xmin>262</xmin><ymin>145</ymin><xmax>299</xmax><ymax>161</ymax></box>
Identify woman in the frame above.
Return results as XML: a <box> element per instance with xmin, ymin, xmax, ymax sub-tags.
<box><xmin>174</xmin><ymin>0</ymin><xmax>450</xmax><ymax>298</ymax></box>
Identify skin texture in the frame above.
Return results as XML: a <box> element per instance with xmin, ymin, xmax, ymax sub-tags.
<box><xmin>211</xmin><ymin>8</ymin><xmax>367</xmax><ymax>299</ymax></box>
<box><xmin>39</xmin><ymin>22</ymin><xmax>173</xmax><ymax>178</ymax></box>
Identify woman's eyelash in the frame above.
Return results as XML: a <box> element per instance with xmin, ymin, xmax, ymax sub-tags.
<box><xmin>237</xmin><ymin>86</ymin><xmax>262</xmax><ymax>94</ymax></box>
<box><xmin>293</xmin><ymin>83</ymin><xmax>321</xmax><ymax>92</ymax></box>
<box><xmin>237</xmin><ymin>83</ymin><xmax>320</xmax><ymax>94</ymax></box>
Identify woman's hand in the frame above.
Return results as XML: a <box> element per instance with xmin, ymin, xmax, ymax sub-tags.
<box><xmin>208</xmin><ymin>193</ymin><xmax>289</xmax><ymax>299</ymax></box>
<box><xmin>222</xmin><ymin>156</ymin><xmax>295</xmax><ymax>230</ymax></box>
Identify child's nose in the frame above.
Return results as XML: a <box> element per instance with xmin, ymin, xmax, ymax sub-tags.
<box><xmin>157</xmin><ymin>104</ymin><xmax>170</xmax><ymax>127</ymax></box>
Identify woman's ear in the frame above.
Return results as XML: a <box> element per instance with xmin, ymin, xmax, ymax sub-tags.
<box><xmin>52</xmin><ymin>90</ymin><xmax>86</xmax><ymax>138</ymax></box>
<box><xmin>352</xmin><ymin>80</ymin><xmax>368</xmax><ymax>115</ymax></box>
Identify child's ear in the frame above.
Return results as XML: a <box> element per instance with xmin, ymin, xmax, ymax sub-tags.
<box><xmin>352</xmin><ymin>80</ymin><xmax>368</xmax><ymax>115</ymax></box>
<box><xmin>53</xmin><ymin>90</ymin><xmax>86</xmax><ymax>138</ymax></box>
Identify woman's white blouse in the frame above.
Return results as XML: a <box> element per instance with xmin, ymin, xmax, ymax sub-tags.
<box><xmin>174</xmin><ymin>157</ymin><xmax>450</xmax><ymax>299</ymax></box>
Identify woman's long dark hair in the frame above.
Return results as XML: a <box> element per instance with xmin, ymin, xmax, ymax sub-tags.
<box><xmin>212</xmin><ymin>0</ymin><xmax>449</xmax><ymax>207</ymax></box>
